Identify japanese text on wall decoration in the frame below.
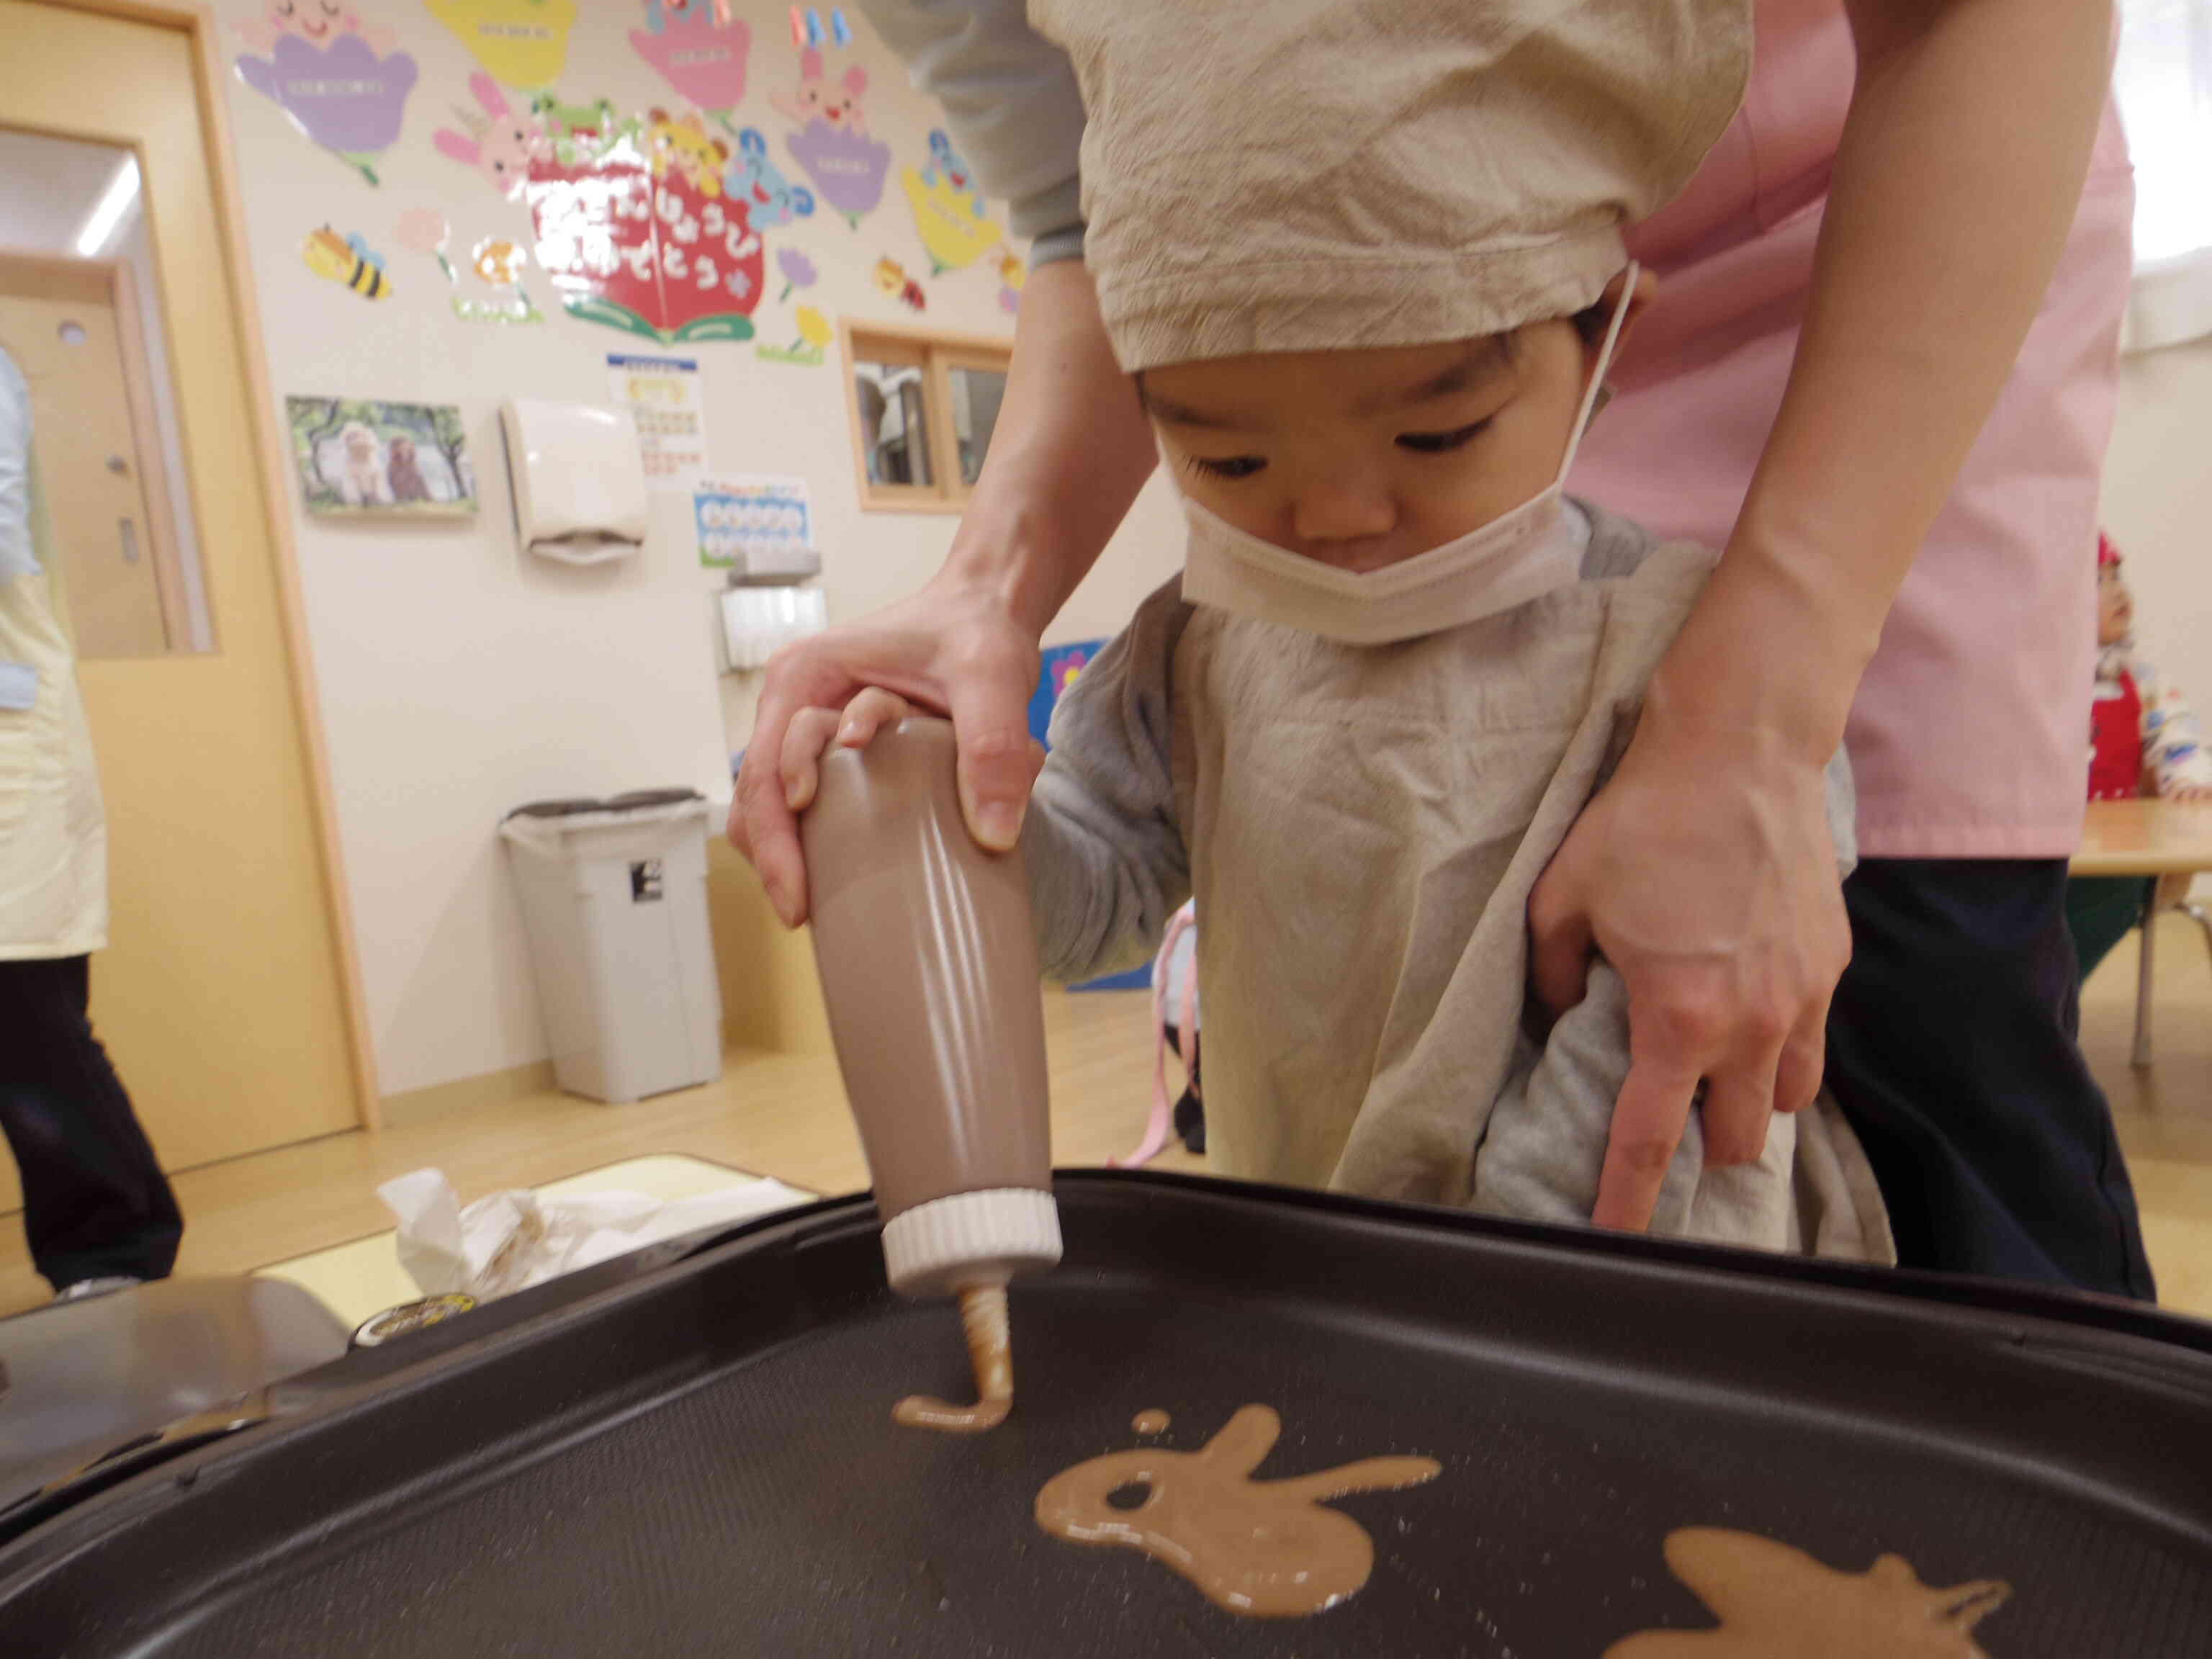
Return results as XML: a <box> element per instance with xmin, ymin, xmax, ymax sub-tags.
<box><xmin>436</xmin><ymin>104</ymin><xmax>765</xmax><ymax>344</ymax></box>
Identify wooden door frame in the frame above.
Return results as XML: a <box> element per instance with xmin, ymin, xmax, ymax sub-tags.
<box><xmin>0</xmin><ymin>246</ymin><xmax>194</xmax><ymax>650</ymax></box>
<box><xmin>34</xmin><ymin>0</ymin><xmax>385</xmax><ymax>1127</ymax></box>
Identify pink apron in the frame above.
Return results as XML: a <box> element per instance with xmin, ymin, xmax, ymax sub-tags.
<box><xmin>1570</xmin><ymin>0</ymin><xmax>2133</xmax><ymax>857</ymax></box>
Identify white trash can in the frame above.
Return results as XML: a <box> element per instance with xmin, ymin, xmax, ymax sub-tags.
<box><xmin>499</xmin><ymin>791</ymin><xmax>723</xmax><ymax>1104</ymax></box>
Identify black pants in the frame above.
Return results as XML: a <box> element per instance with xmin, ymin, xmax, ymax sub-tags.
<box><xmin>1825</xmin><ymin>858</ymin><xmax>2154</xmax><ymax>1300</ymax></box>
<box><xmin>0</xmin><ymin>955</ymin><xmax>181</xmax><ymax>1290</ymax></box>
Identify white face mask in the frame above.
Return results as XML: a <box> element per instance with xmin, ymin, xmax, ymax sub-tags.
<box><xmin>1179</xmin><ymin>264</ymin><xmax>1637</xmax><ymax>646</ymax></box>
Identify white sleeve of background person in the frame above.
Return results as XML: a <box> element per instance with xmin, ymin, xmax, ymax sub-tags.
<box><xmin>1019</xmin><ymin>577</ymin><xmax>1193</xmax><ymax>984</ymax></box>
<box><xmin>852</xmin><ymin>0</ymin><xmax>1087</xmax><ymax>256</ymax></box>
<box><xmin>0</xmin><ymin>349</ymin><xmax>37</xmax><ymax>581</ymax></box>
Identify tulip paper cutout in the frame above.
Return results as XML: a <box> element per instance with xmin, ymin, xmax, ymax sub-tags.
<box><xmin>424</xmin><ymin>0</ymin><xmax>577</xmax><ymax>89</ymax></box>
<box><xmin>773</xmin><ymin>48</ymin><xmax>889</xmax><ymax>228</ymax></box>
<box><xmin>630</xmin><ymin>3</ymin><xmax>752</xmax><ymax>113</ymax></box>
<box><xmin>235</xmin><ymin>32</ymin><xmax>418</xmax><ymax>185</ymax></box>
<box><xmin>757</xmin><ymin>304</ymin><xmax>833</xmax><ymax>367</ymax></box>
<box><xmin>900</xmin><ymin>130</ymin><xmax>1003</xmax><ymax>274</ymax></box>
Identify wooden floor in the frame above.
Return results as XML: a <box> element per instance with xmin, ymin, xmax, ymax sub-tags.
<box><xmin>2</xmin><ymin>909</ymin><xmax>2207</xmax><ymax>1321</ymax></box>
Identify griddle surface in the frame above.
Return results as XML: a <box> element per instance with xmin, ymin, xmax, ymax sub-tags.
<box><xmin>4</xmin><ymin>1177</ymin><xmax>2208</xmax><ymax>1655</ymax></box>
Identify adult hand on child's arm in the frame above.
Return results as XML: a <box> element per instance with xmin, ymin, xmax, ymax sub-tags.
<box><xmin>1531</xmin><ymin>0</ymin><xmax>2114</xmax><ymax>1231</ymax></box>
<box><xmin>732</xmin><ymin>259</ymin><xmax>1157</xmax><ymax>925</ymax></box>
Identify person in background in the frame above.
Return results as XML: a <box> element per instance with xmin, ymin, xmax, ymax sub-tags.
<box><xmin>2066</xmin><ymin>532</ymin><xmax>2212</xmax><ymax>983</ymax></box>
<box><xmin>0</xmin><ymin>342</ymin><xmax>183</xmax><ymax>1302</ymax></box>
<box><xmin>737</xmin><ymin>0</ymin><xmax>2154</xmax><ymax>1299</ymax></box>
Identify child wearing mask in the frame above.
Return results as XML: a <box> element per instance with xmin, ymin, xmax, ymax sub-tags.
<box><xmin>786</xmin><ymin>0</ymin><xmax>1890</xmax><ymax>1259</ymax></box>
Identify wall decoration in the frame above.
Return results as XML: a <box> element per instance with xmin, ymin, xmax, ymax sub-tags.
<box><xmin>755</xmin><ymin>305</ymin><xmax>832</xmax><ymax>367</ymax></box>
<box><xmin>693</xmin><ymin>472</ymin><xmax>812</xmax><ymax>570</ymax></box>
<box><xmin>302</xmin><ymin>226</ymin><xmax>392</xmax><ymax>300</ymax></box>
<box><xmin>788</xmin><ymin>6</ymin><xmax>851</xmax><ymax>49</ymax></box>
<box><xmin>423</xmin><ymin>0</ymin><xmax>577</xmax><ymax>89</ymax></box>
<box><xmin>630</xmin><ymin>3</ymin><xmax>752</xmax><ymax>114</ymax></box>
<box><xmin>234</xmin><ymin>27</ymin><xmax>418</xmax><ymax>185</ymax></box>
<box><xmin>524</xmin><ymin>117</ymin><xmax>763</xmax><ymax>343</ymax></box>
<box><xmin>873</xmin><ymin>256</ymin><xmax>925</xmax><ymax>313</ymax></box>
<box><xmin>647</xmin><ymin>108</ymin><xmax>731</xmax><ymax>197</ymax></box>
<box><xmin>532</xmin><ymin>94</ymin><xmax>620</xmax><ymax>161</ymax></box>
<box><xmin>729</xmin><ymin>130</ymin><xmax>814</xmax><ymax>227</ymax></box>
<box><xmin>773</xmin><ymin>49</ymin><xmax>890</xmax><ymax>228</ymax></box>
<box><xmin>773</xmin><ymin>248</ymin><xmax>818</xmax><ymax>302</ymax></box>
<box><xmin>998</xmin><ymin>247</ymin><xmax>1025</xmax><ymax>315</ymax></box>
<box><xmin>395</xmin><ymin>207</ymin><xmax>536</xmax><ymax>323</ymax></box>
<box><xmin>899</xmin><ymin>130</ymin><xmax>1004</xmax><ymax>274</ymax></box>
<box><xmin>287</xmin><ymin>397</ymin><xmax>476</xmax><ymax>516</ymax></box>
<box><xmin>236</xmin><ymin>5</ymin><xmax>397</xmax><ymax>55</ymax></box>
<box><xmin>606</xmin><ymin>352</ymin><xmax>710</xmax><ymax>491</ymax></box>
<box><xmin>433</xmin><ymin>71</ymin><xmax>552</xmax><ymax>199</ymax></box>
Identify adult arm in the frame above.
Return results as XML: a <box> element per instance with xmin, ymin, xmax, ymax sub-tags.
<box><xmin>732</xmin><ymin>5</ymin><xmax>1154</xmax><ymax>925</ymax></box>
<box><xmin>732</xmin><ymin>258</ymin><xmax>1156</xmax><ymax>925</ymax></box>
<box><xmin>1529</xmin><ymin>0</ymin><xmax>2118</xmax><ymax>1230</ymax></box>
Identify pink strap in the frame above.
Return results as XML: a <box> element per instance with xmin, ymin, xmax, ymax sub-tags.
<box><xmin>1112</xmin><ymin>903</ymin><xmax>1198</xmax><ymax>1169</ymax></box>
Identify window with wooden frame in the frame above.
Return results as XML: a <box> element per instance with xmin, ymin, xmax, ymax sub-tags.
<box><xmin>840</xmin><ymin>320</ymin><xmax>1011</xmax><ymax>514</ymax></box>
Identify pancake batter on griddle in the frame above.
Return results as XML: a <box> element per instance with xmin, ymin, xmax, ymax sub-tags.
<box><xmin>1035</xmin><ymin>1403</ymin><xmax>1440</xmax><ymax>1617</ymax></box>
<box><xmin>892</xmin><ymin>1283</ymin><xmax>1013</xmax><ymax>1433</ymax></box>
<box><xmin>1606</xmin><ymin>1528</ymin><xmax>2010</xmax><ymax>1657</ymax></box>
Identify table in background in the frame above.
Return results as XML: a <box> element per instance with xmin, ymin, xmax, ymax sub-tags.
<box><xmin>2071</xmin><ymin>800</ymin><xmax>2212</xmax><ymax>1066</ymax></box>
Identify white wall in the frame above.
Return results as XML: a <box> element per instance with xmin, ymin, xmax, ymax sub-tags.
<box><xmin>220</xmin><ymin>3</ymin><xmax>1180</xmax><ymax>1097</ymax></box>
<box><xmin>2100</xmin><ymin>338</ymin><xmax>2212</xmax><ymax>698</ymax></box>
<box><xmin>2100</xmin><ymin>336</ymin><xmax>2212</xmax><ymax>897</ymax></box>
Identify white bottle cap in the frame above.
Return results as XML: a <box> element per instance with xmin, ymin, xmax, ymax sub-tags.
<box><xmin>878</xmin><ymin>1188</ymin><xmax>1062</xmax><ymax>1300</ymax></box>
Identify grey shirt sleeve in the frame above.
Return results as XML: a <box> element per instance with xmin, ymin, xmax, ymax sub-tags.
<box><xmin>1020</xmin><ymin>579</ymin><xmax>1193</xmax><ymax>982</ymax></box>
<box><xmin>853</xmin><ymin>0</ymin><xmax>1087</xmax><ymax>260</ymax></box>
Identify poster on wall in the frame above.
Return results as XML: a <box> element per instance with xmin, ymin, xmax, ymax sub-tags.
<box><xmin>606</xmin><ymin>353</ymin><xmax>709</xmax><ymax>492</ymax></box>
<box><xmin>693</xmin><ymin>474</ymin><xmax>813</xmax><ymax>571</ymax></box>
<box><xmin>287</xmin><ymin>397</ymin><xmax>477</xmax><ymax>517</ymax></box>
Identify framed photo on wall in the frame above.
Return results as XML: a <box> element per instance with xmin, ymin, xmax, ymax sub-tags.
<box><xmin>286</xmin><ymin>396</ymin><xmax>477</xmax><ymax>517</ymax></box>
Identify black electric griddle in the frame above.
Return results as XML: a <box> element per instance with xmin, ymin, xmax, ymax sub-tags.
<box><xmin>4</xmin><ymin>1173</ymin><xmax>2211</xmax><ymax>1655</ymax></box>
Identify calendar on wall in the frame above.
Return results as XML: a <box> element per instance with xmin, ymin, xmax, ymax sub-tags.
<box><xmin>605</xmin><ymin>353</ymin><xmax>709</xmax><ymax>493</ymax></box>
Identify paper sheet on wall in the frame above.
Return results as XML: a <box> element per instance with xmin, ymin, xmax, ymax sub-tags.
<box><xmin>606</xmin><ymin>352</ymin><xmax>709</xmax><ymax>493</ymax></box>
<box><xmin>694</xmin><ymin>473</ymin><xmax>813</xmax><ymax>570</ymax></box>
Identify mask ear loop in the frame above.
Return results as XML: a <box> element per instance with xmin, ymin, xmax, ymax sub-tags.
<box><xmin>1556</xmin><ymin>261</ymin><xmax>1639</xmax><ymax>485</ymax></box>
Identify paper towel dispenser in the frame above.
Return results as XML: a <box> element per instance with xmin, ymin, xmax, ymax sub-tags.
<box><xmin>720</xmin><ymin>585</ymin><xmax>827</xmax><ymax>671</ymax></box>
<box><xmin>500</xmin><ymin>399</ymin><xmax>648</xmax><ymax>565</ymax></box>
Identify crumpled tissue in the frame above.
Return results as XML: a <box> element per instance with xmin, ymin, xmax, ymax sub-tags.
<box><xmin>378</xmin><ymin>1167</ymin><xmax>811</xmax><ymax>1301</ymax></box>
